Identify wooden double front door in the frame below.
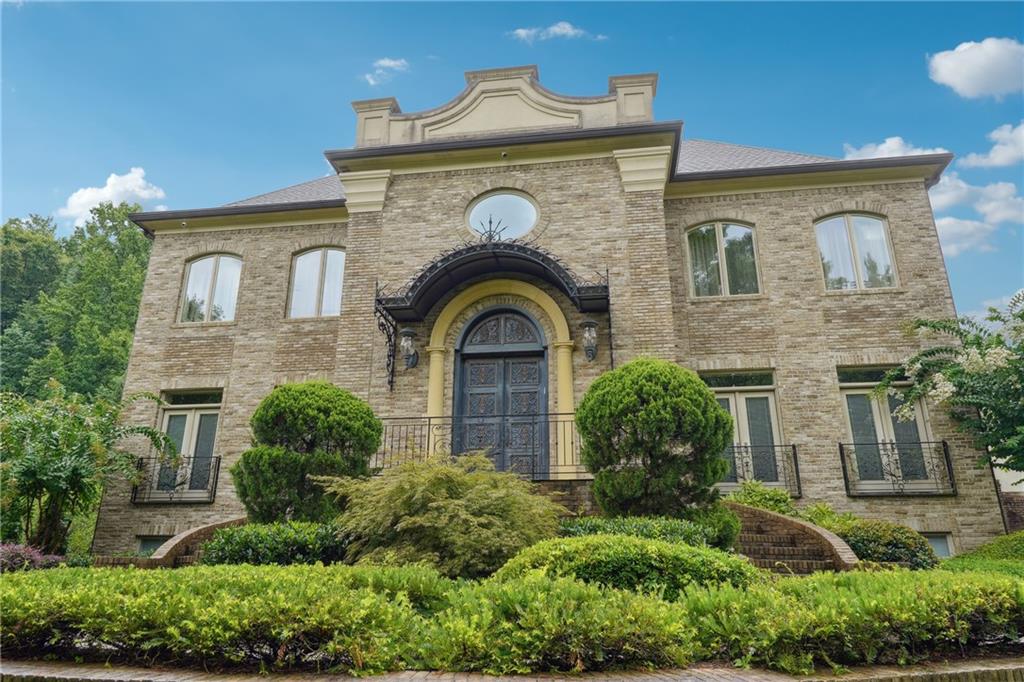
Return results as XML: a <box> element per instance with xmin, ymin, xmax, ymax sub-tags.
<box><xmin>456</xmin><ymin>311</ymin><xmax>547</xmax><ymax>475</ymax></box>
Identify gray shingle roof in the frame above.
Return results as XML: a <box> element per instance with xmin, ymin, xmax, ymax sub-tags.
<box><xmin>675</xmin><ymin>139</ymin><xmax>835</xmax><ymax>174</ymax></box>
<box><xmin>225</xmin><ymin>175</ymin><xmax>344</xmax><ymax>207</ymax></box>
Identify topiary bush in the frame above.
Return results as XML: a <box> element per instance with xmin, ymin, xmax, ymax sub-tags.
<box><xmin>231</xmin><ymin>381</ymin><xmax>382</xmax><ymax>523</ymax></box>
<box><xmin>725</xmin><ymin>480</ymin><xmax>798</xmax><ymax>516</ymax></box>
<box><xmin>421</xmin><ymin>572</ymin><xmax>698</xmax><ymax>674</ymax></box>
<box><xmin>0</xmin><ymin>543</ymin><xmax>61</xmax><ymax>572</ymax></box>
<box><xmin>249</xmin><ymin>380</ymin><xmax>382</xmax><ymax>457</ymax></box>
<box><xmin>325</xmin><ymin>454</ymin><xmax>565</xmax><ymax>579</ymax></box>
<box><xmin>680</xmin><ymin>503</ymin><xmax>741</xmax><ymax>550</ymax></box>
<box><xmin>200</xmin><ymin>521</ymin><xmax>347</xmax><ymax>566</ymax></box>
<box><xmin>575</xmin><ymin>358</ymin><xmax>733</xmax><ymax>517</ymax></box>
<box><xmin>494</xmin><ymin>534</ymin><xmax>761</xmax><ymax>599</ymax></box>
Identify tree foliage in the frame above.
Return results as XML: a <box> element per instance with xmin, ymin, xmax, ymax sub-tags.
<box><xmin>0</xmin><ymin>383</ymin><xmax>170</xmax><ymax>553</ymax></box>
<box><xmin>576</xmin><ymin>358</ymin><xmax>733</xmax><ymax>516</ymax></box>
<box><xmin>0</xmin><ymin>202</ymin><xmax>150</xmax><ymax>401</ymax></box>
<box><xmin>877</xmin><ymin>290</ymin><xmax>1024</xmax><ymax>472</ymax></box>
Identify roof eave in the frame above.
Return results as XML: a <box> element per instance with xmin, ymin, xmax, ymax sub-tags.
<box><xmin>129</xmin><ymin>198</ymin><xmax>348</xmax><ymax>234</ymax></box>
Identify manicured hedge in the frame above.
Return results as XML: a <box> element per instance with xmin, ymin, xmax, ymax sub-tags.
<box><xmin>682</xmin><ymin>569</ymin><xmax>1024</xmax><ymax>674</ymax></box>
<box><xmin>559</xmin><ymin>515</ymin><xmax>711</xmax><ymax>546</ymax></box>
<box><xmin>494</xmin><ymin>534</ymin><xmax>760</xmax><ymax>599</ymax></box>
<box><xmin>3</xmin><ymin>563</ymin><xmax>1021</xmax><ymax>675</ymax></box>
<box><xmin>199</xmin><ymin>522</ymin><xmax>347</xmax><ymax>566</ymax></box>
<box><xmin>942</xmin><ymin>557</ymin><xmax>1024</xmax><ymax>578</ymax></box>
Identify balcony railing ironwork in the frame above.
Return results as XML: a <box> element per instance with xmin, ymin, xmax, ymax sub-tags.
<box><xmin>375</xmin><ymin>413</ymin><xmax>582</xmax><ymax>480</ymax></box>
<box><xmin>716</xmin><ymin>444</ymin><xmax>802</xmax><ymax>497</ymax></box>
<box><xmin>131</xmin><ymin>456</ymin><xmax>221</xmax><ymax>504</ymax></box>
<box><xmin>838</xmin><ymin>441</ymin><xmax>956</xmax><ymax>497</ymax></box>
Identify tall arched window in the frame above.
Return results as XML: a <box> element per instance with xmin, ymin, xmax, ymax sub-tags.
<box><xmin>686</xmin><ymin>222</ymin><xmax>760</xmax><ymax>297</ymax></box>
<box><xmin>180</xmin><ymin>254</ymin><xmax>242</xmax><ymax>323</ymax></box>
<box><xmin>815</xmin><ymin>214</ymin><xmax>896</xmax><ymax>290</ymax></box>
<box><xmin>288</xmin><ymin>247</ymin><xmax>345</xmax><ymax>318</ymax></box>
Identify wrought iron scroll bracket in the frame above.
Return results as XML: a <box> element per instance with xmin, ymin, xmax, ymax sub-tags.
<box><xmin>374</xmin><ymin>281</ymin><xmax>398</xmax><ymax>391</ymax></box>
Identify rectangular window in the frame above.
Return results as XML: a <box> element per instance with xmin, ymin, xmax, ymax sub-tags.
<box><xmin>922</xmin><ymin>533</ymin><xmax>952</xmax><ymax>558</ymax></box>
<box><xmin>701</xmin><ymin>372</ymin><xmax>785</xmax><ymax>488</ymax></box>
<box><xmin>815</xmin><ymin>214</ymin><xmax>896</xmax><ymax>291</ymax></box>
<box><xmin>154</xmin><ymin>391</ymin><xmax>222</xmax><ymax>497</ymax></box>
<box><xmin>137</xmin><ymin>536</ymin><xmax>172</xmax><ymax>556</ymax></box>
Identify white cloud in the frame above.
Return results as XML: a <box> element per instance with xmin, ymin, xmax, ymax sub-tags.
<box><xmin>928</xmin><ymin>37</ymin><xmax>1024</xmax><ymax>99</ymax></box>
<box><xmin>154</xmin><ymin>204</ymin><xmax>169</xmax><ymax>212</ymax></box>
<box><xmin>509</xmin><ymin>21</ymin><xmax>606</xmax><ymax>44</ymax></box>
<box><xmin>56</xmin><ymin>167</ymin><xmax>166</xmax><ymax>226</ymax></box>
<box><xmin>934</xmin><ymin>217</ymin><xmax>998</xmax><ymax>257</ymax></box>
<box><xmin>843</xmin><ymin>136</ymin><xmax>949</xmax><ymax>160</ymax></box>
<box><xmin>960</xmin><ymin>121</ymin><xmax>1024</xmax><ymax>168</ymax></box>
<box><xmin>929</xmin><ymin>172</ymin><xmax>1024</xmax><ymax>225</ymax></box>
<box><xmin>363</xmin><ymin>57</ymin><xmax>409</xmax><ymax>86</ymax></box>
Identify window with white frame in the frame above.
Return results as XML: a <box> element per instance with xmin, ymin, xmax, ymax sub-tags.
<box><xmin>155</xmin><ymin>391</ymin><xmax>222</xmax><ymax>495</ymax></box>
<box><xmin>288</xmin><ymin>247</ymin><xmax>345</xmax><ymax>318</ymax></box>
<box><xmin>180</xmin><ymin>254</ymin><xmax>242</xmax><ymax>322</ymax></box>
<box><xmin>686</xmin><ymin>222</ymin><xmax>760</xmax><ymax>297</ymax></box>
<box><xmin>838</xmin><ymin>368</ymin><xmax>933</xmax><ymax>486</ymax></box>
<box><xmin>815</xmin><ymin>214</ymin><xmax>896</xmax><ymax>291</ymax></box>
<box><xmin>701</xmin><ymin>372</ymin><xmax>782</xmax><ymax>484</ymax></box>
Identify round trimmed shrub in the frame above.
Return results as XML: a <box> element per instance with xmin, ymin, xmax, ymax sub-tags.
<box><xmin>231</xmin><ymin>446</ymin><xmax>350</xmax><ymax>522</ymax></box>
<box><xmin>494</xmin><ymin>534</ymin><xmax>760</xmax><ymax>599</ymax></box>
<box><xmin>680</xmin><ymin>503</ymin><xmax>741</xmax><ymax>550</ymax></box>
<box><xmin>200</xmin><ymin>521</ymin><xmax>347</xmax><ymax>566</ymax></box>
<box><xmin>250</xmin><ymin>381</ymin><xmax>382</xmax><ymax>460</ymax></box>
<box><xmin>840</xmin><ymin>519</ymin><xmax>939</xmax><ymax>569</ymax></box>
<box><xmin>576</xmin><ymin>358</ymin><xmax>733</xmax><ymax>516</ymax></box>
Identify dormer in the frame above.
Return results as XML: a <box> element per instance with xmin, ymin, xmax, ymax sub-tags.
<box><xmin>351</xmin><ymin>65</ymin><xmax>658</xmax><ymax>148</ymax></box>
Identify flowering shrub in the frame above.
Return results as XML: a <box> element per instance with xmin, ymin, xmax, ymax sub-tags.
<box><xmin>0</xmin><ymin>543</ymin><xmax>61</xmax><ymax>572</ymax></box>
<box><xmin>879</xmin><ymin>290</ymin><xmax>1024</xmax><ymax>472</ymax></box>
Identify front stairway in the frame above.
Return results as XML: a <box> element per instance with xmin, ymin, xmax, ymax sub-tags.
<box><xmin>725</xmin><ymin>501</ymin><xmax>860</xmax><ymax>575</ymax></box>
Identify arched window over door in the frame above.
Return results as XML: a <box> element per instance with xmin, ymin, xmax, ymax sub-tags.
<box><xmin>455</xmin><ymin>309</ymin><xmax>548</xmax><ymax>477</ymax></box>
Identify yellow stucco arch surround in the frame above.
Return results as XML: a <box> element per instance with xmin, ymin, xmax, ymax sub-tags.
<box><xmin>425</xmin><ymin>278</ymin><xmax>575</xmax><ymax>418</ymax></box>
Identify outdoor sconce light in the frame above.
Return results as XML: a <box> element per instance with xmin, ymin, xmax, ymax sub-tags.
<box><xmin>399</xmin><ymin>328</ymin><xmax>419</xmax><ymax>369</ymax></box>
<box><xmin>581</xmin><ymin>319</ymin><xmax>599</xmax><ymax>362</ymax></box>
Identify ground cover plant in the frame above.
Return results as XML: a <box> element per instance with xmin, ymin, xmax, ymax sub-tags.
<box><xmin>200</xmin><ymin>521</ymin><xmax>347</xmax><ymax>566</ymax></box>
<box><xmin>560</xmin><ymin>515</ymin><xmax>714</xmax><ymax>546</ymax></box>
<box><xmin>324</xmin><ymin>454</ymin><xmax>564</xmax><ymax>578</ymax></box>
<box><xmin>941</xmin><ymin>530</ymin><xmax>1024</xmax><ymax>578</ymax></box>
<box><xmin>3</xmin><ymin>562</ymin><xmax>1021</xmax><ymax>676</ymax></box>
<box><xmin>495</xmin><ymin>534</ymin><xmax>760</xmax><ymax>599</ymax></box>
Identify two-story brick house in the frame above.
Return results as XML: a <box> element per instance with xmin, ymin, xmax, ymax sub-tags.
<box><xmin>92</xmin><ymin>65</ymin><xmax>1006</xmax><ymax>557</ymax></box>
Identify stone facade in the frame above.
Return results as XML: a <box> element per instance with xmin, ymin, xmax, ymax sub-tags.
<box><xmin>93</xmin><ymin>66</ymin><xmax>1006</xmax><ymax>555</ymax></box>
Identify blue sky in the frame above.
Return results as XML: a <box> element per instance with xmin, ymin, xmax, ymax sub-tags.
<box><xmin>3</xmin><ymin>2</ymin><xmax>1022</xmax><ymax>317</ymax></box>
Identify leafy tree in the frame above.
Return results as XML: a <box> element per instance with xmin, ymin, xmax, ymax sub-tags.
<box><xmin>0</xmin><ymin>202</ymin><xmax>150</xmax><ymax>400</ymax></box>
<box><xmin>576</xmin><ymin>358</ymin><xmax>733</xmax><ymax>516</ymax></box>
<box><xmin>877</xmin><ymin>290</ymin><xmax>1024</xmax><ymax>473</ymax></box>
<box><xmin>0</xmin><ymin>382</ymin><xmax>170</xmax><ymax>553</ymax></box>
<box><xmin>0</xmin><ymin>215</ymin><xmax>65</xmax><ymax>331</ymax></box>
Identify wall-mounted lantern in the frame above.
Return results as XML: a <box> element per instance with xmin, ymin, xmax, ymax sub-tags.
<box><xmin>581</xmin><ymin>319</ymin><xmax>599</xmax><ymax>361</ymax></box>
<box><xmin>399</xmin><ymin>328</ymin><xmax>419</xmax><ymax>369</ymax></box>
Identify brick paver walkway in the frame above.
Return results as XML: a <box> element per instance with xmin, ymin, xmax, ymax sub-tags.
<box><xmin>3</xmin><ymin>657</ymin><xmax>1023</xmax><ymax>682</ymax></box>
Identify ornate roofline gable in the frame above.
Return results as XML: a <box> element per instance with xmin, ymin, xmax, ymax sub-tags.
<box><xmin>352</xmin><ymin>65</ymin><xmax>658</xmax><ymax>147</ymax></box>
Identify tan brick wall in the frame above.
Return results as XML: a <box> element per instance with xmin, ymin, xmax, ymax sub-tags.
<box><xmin>94</xmin><ymin>164</ymin><xmax>1005</xmax><ymax>555</ymax></box>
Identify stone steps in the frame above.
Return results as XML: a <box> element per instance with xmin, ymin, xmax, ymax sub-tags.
<box><xmin>728</xmin><ymin>504</ymin><xmax>860</xmax><ymax>575</ymax></box>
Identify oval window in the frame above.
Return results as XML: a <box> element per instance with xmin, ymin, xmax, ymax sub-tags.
<box><xmin>467</xmin><ymin>192</ymin><xmax>538</xmax><ymax>239</ymax></box>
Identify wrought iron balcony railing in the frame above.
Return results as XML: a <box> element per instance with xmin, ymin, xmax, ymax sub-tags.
<box><xmin>375</xmin><ymin>413</ymin><xmax>583</xmax><ymax>480</ymax></box>
<box><xmin>716</xmin><ymin>444</ymin><xmax>801</xmax><ymax>497</ymax></box>
<box><xmin>131</xmin><ymin>456</ymin><xmax>221</xmax><ymax>504</ymax></box>
<box><xmin>838</xmin><ymin>441</ymin><xmax>956</xmax><ymax>497</ymax></box>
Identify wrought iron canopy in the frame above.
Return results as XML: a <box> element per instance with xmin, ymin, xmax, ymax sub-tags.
<box><xmin>376</xmin><ymin>239</ymin><xmax>610</xmax><ymax>323</ymax></box>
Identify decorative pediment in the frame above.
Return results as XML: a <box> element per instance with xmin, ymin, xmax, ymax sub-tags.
<box><xmin>352</xmin><ymin>65</ymin><xmax>658</xmax><ymax>147</ymax></box>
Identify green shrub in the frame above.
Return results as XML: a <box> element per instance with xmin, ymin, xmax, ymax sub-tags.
<box><xmin>942</xmin><ymin>556</ymin><xmax>1024</xmax><ymax>578</ymax></box>
<box><xmin>249</xmin><ymin>381</ymin><xmax>382</xmax><ymax>459</ymax></box>
<box><xmin>421</xmin><ymin>572</ymin><xmax>699</xmax><ymax>674</ymax></box>
<box><xmin>725</xmin><ymin>480</ymin><xmax>797</xmax><ymax>516</ymax></box>
<box><xmin>230</xmin><ymin>446</ymin><xmax>350</xmax><ymax>522</ymax></box>
<box><xmin>954</xmin><ymin>530</ymin><xmax>1024</xmax><ymax>560</ymax></box>
<box><xmin>495</xmin><ymin>534</ymin><xmax>760</xmax><ymax>600</ymax></box>
<box><xmin>560</xmin><ymin>515</ymin><xmax>711</xmax><ymax>546</ymax></box>
<box><xmin>575</xmin><ymin>358</ymin><xmax>732</xmax><ymax>516</ymax></box>
<box><xmin>681</xmin><ymin>503</ymin><xmax>741</xmax><ymax>550</ymax></box>
<box><xmin>816</xmin><ymin>514</ymin><xmax>938</xmax><ymax>569</ymax></box>
<box><xmin>200</xmin><ymin>521</ymin><xmax>347</xmax><ymax>566</ymax></box>
<box><xmin>682</xmin><ymin>569</ymin><xmax>1024</xmax><ymax>674</ymax></box>
<box><xmin>326</xmin><ymin>454</ymin><xmax>564</xmax><ymax>579</ymax></box>
<box><xmin>0</xmin><ymin>563</ymin><xmax>454</xmax><ymax>673</ymax></box>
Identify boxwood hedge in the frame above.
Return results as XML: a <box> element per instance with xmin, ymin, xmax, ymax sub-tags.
<box><xmin>199</xmin><ymin>521</ymin><xmax>347</xmax><ymax>566</ymax></box>
<box><xmin>560</xmin><ymin>508</ymin><xmax>739</xmax><ymax>550</ymax></box>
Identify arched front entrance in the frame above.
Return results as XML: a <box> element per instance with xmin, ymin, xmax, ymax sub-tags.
<box><xmin>454</xmin><ymin>309</ymin><xmax>548</xmax><ymax>475</ymax></box>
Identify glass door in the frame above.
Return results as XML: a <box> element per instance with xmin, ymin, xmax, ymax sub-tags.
<box><xmin>716</xmin><ymin>392</ymin><xmax>782</xmax><ymax>483</ymax></box>
<box><xmin>842</xmin><ymin>389</ymin><xmax>929</xmax><ymax>483</ymax></box>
